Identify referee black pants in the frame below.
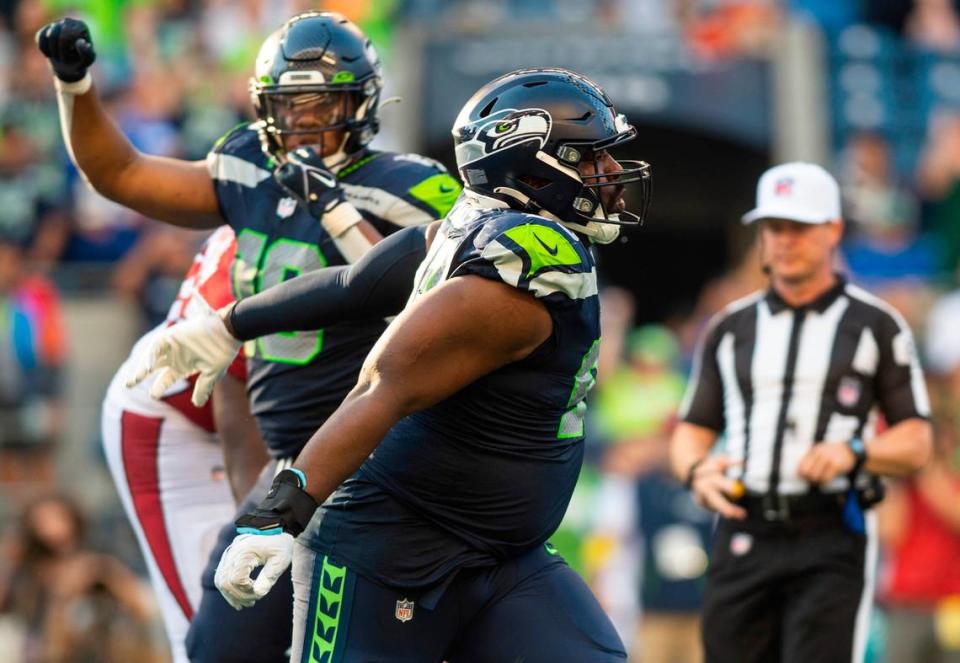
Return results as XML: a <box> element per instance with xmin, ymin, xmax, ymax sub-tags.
<box><xmin>702</xmin><ymin>514</ymin><xmax>868</xmax><ymax>663</ymax></box>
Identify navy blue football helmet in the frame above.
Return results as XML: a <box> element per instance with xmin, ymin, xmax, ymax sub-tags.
<box><xmin>452</xmin><ymin>68</ymin><xmax>652</xmax><ymax>243</ymax></box>
<box><xmin>250</xmin><ymin>12</ymin><xmax>382</xmax><ymax>164</ymax></box>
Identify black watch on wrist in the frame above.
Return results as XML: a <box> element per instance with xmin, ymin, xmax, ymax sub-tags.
<box><xmin>847</xmin><ymin>437</ymin><xmax>867</xmax><ymax>476</ymax></box>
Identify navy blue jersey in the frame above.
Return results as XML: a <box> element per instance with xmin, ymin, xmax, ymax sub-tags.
<box><xmin>306</xmin><ymin>200</ymin><xmax>601</xmax><ymax>592</ymax></box>
<box><xmin>207</xmin><ymin>123</ymin><xmax>460</xmax><ymax>457</ymax></box>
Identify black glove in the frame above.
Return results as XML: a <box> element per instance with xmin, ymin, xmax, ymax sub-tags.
<box><xmin>274</xmin><ymin>147</ymin><xmax>347</xmax><ymax>218</ymax></box>
<box><xmin>235</xmin><ymin>469</ymin><xmax>318</xmax><ymax>537</ymax></box>
<box><xmin>36</xmin><ymin>18</ymin><xmax>97</xmax><ymax>83</ymax></box>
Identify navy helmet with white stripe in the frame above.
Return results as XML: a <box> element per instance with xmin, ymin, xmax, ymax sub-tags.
<box><xmin>452</xmin><ymin>68</ymin><xmax>652</xmax><ymax>244</ymax></box>
<box><xmin>250</xmin><ymin>12</ymin><xmax>383</xmax><ymax>165</ymax></box>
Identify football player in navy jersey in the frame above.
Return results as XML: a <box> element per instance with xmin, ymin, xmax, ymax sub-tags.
<box><xmin>38</xmin><ymin>11</ymin><xmax>460</xmax><ymax>662</ymax></box>
<box><xmin>135</xmin><ymin>68</ymin><xmax>653</xmax><ymax>662</ymax></box>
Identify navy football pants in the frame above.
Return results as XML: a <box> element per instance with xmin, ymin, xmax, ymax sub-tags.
<box><xmin>290</xmin><ymin>543</ymin><xmax>626</xmax><ymax>662</ymax></box>
<box><xmin>186</xmin><ymin>461</ymin><xmax>294</xmax><ymax>663</ymax></box>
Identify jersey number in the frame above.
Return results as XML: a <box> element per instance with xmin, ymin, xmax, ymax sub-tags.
<box><xmin>234</xmin><ymin>229</ymin><xmax>328</xmax><ymax>365</ymax></box>
<box><xmin>558</xmin><ymin>340</ymin><xmax>600</xmax><ymax>439</ymax></box>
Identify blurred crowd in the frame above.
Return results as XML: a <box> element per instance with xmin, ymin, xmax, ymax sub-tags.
<box><xmin>1</xmin><ymin>0</ymin><xmax>959</xmax><ymax>661</ymax></box>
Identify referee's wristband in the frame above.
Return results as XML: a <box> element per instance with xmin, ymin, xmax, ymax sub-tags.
<box><xmin>684</xmin><ymin>458</ymin><xmax>706</xmax><ymax>490</ymax></box>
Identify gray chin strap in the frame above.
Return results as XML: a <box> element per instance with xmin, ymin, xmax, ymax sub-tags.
<box><xmin>486</xmin><ymin>185</ymin><xmax>622</xmax><ymax>245</ymax></box>
<box><xmin>322</xmin><ymin>133</ymin><xmax>351</xmax><ymax>172</ymax></box>
<box><xmin>559</xmin><ymin>219</ymin><xmax>621</xmax><ymax>244</ymax></box>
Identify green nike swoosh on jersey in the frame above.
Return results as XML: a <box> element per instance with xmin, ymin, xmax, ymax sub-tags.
<box><xmin>503</xmin><ymin>223</ymin><xmax>582</xmax><ymax>277</ymax></box>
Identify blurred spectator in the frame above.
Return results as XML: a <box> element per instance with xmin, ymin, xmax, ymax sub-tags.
<box><xmin>61</xmin><ymin>68</ymin><xmax>186</xmax><ymax>264</ymax></box>
<box><xmin>917</xmin><ymin>112</ymin><xmax>960</xmax><ymax>276</ymax></box>
<box><xmin>877</xmin><ymin>389</ymin><xmax>960</xmax><ymax>663</ymax></box>
<box><xmin>676</xmin><ymin>237</ymin><xmax>766</xmax><ymax>367</ymax></box>
<box><xmin>0</xmin><ymin>494</ymin><xmax>162</xmax><ymax>663</ymax></box>
<box><xmin>0</xmin><ymin>234</ymin><xmax>66</xmax><ymax>486</ymax></box>
<box><xmin>632</xmin><ymin>436</ymin><xmax>711</xmax><ymax>663</ymax></box>
<box><xmin>593</xmin><ymin>325</ymin><xmax>708</xmax><ymax>663</ymax></box>
<box><xmin>597</xmin><ymin>326</ymin><xmax>686</xmax><ymax>475</ymax></box>
<box><xmin>926</xmin><ymin>285</ymin><xmax>960</xmax><ymax>379</ymax></box>
<box><xmin>111</xmin><ymin>227</ymin><xmax>201</xmax><ymax>330</ymax></box>
<box><xmin>905</xmin><ymin>0</ymin><xmax>960</xmax><ymax>53</ymax></box>
<box><xmin>1</xmin><ymin>41</ymin><xmax>72</xmax><ymax>268</ymax></box>
<box><xmin>684</xmin><ymin>0</ymin><xmax>782</xmax><ymax>61</ymax></box>
<box><xmin>841</xmin><ymin>132</ymin><xmax>938</xmax><ymax>286</ymax></box>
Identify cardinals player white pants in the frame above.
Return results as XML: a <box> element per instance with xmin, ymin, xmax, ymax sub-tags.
<box><xmin>101</xmin><ymin>328</ymin><xmax>236</xmax><ymax>663</ymax></box>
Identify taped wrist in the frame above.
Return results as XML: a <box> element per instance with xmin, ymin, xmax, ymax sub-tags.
<box><xmin>54</xmin><ymin>72</ymin><xmax>92</xmax><ymax>95</ymax></box>
<box><xmin>321</xmin><ymin>201</ymin><xmax>363</xmax><ymax>237</ymax></box>
<box><xmin>53</xmin><ymin>74</ymin><xmax>93</xmax><ymax>171</ymax></box>
<box><xmin>235</xmin><ymin>469</ymin><xmax>318</xmax><ymax>537</ymax></box>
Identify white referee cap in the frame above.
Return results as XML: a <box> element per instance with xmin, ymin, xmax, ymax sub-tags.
<box><xmin>742</xmin><ymin>162</ymin><xmax>841</xmax><ymax>225</ymax></box>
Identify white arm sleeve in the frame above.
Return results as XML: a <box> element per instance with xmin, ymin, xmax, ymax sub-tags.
<box><xmin>53</xmin><ymin>72</ymin><xmax>92</xmax><ymax>176</ymax></box>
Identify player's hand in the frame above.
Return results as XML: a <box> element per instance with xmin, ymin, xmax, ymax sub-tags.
<box><xmin>124</xmin><ymin>303</ymin><xmax>241</xmax><ymax>407</ymax></box>
<box><xmin>274</xmin><ymin>147</ymin><xmax>347</xmax><ymax>216</ymax></box>
<box><xmin>214</xmin><ymin>532</ymin><xmax>293</xmax><ymax>610</ymax></box>
<box><xmin>797</xmin><ymin>442</ymin><xmax>856</xmax><ymax>485</ymax></box>
<box><xmin>36</xmin><ymin>18</ymin><xmax>97</xmax><ymax>83</ymax></box>
<box><xmin>688</xmin><ymin>455</ymin><xmax>747</xmax><ymax>520</ymax></box>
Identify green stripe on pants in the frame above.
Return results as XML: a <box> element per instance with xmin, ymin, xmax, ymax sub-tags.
<box><xmin>308</xmin><ymin>556</ymin><xmax>348</xmax><ymax>663</ymax></box>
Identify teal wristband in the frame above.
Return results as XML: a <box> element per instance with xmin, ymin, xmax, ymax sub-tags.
<box><xmin>848</xmin><ymin>437</ymin><xmax>867</xmax><ymax>476</ymax></box>
<box><xmin>289</xmin><ymin>467</ymin><xmax>307</xmax><ymax>489</ymax></box>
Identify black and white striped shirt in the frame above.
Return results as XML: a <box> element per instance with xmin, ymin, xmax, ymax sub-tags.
<box><xmin>680</xmin><ymin>277</ymin><xmax>930</xmax><ymax>495</ymax></box>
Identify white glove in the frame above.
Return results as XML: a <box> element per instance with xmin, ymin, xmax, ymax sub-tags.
<box><xmin>214</xmin><ymin>532</ymin><xmax>294</xmax><ymax>610</ymax></box>
<box><xmin>124</xmin><ymin>304</ymin><xmax>241</xmax><ymax>407</ymax></box>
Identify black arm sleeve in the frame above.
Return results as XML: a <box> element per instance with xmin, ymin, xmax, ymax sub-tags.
<box><xmin>230</xmin><ymin>225</ymin><xmax>428</xmax><ymax>341</ymax></box>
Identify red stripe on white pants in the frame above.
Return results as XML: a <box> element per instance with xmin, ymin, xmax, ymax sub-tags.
<box><xmin>121</xmin><ymin>410</ymin><xmax>194</xmax><ymax>620</ymax></box>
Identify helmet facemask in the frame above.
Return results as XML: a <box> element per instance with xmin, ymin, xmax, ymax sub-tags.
<box><xmin>253</xmin><ymin>77</ymin><xmax>380</xmax><ymax>170</ymax></box>
<box><xmin>557</xmin><ymin>119</ymin><xmax>653</xmax><ymax>229</ymax></box>
<box><xmin>249</xmin><ymin>12</ymin><xmax>383</xmax><ymax>170</ymax></box>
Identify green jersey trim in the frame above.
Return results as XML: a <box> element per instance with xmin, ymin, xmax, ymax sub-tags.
<box><xmin>212</xmin><ymin>121</ymin><xmax>250</xmax><ymax>151</ymax></box>
<box><xmin>337</xmin><ymin>152</ymin><xmax>383</xmax><ymax>178</ymax></box>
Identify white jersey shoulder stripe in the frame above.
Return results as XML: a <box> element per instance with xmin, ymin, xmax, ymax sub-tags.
<box><xmin>206</xmin><ymin>152</ymin><xmax>271</xmax><ymax>188</ymax></box>
<box><xmin>481</xmin><ymin>239</ymin><xmax>598</xmax><ymax>301</ymax></box>
<box><xmin>341</xmin><ymin>182</ymin><xmax>435</xmax><ymax>227</ymax></box>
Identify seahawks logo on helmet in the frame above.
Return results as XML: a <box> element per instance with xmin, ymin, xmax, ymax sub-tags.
<box><xmin>455</xmin><ymin>109</ymin><xmax>552</xmax><ymax>167</ymax></box>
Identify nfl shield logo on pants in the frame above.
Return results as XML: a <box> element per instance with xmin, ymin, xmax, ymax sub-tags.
<box><xmin>395</xmin><ymin>598</ymin><xmax>415</xmax><ymax>623</ymax></box>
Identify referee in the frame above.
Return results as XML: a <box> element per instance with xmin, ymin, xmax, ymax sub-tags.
<box><xmin>670</xmin><ymin>162</ymin><xmax>933</xmax><ymax>663</ymax></box>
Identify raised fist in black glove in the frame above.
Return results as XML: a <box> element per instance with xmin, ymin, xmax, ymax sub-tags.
<box><xmin>274</xmin><ymin>147</ymin><xmax>347</xmax><ymax>218</ymax></box>
<box><xmin>36</xmin><ymin>18</ymin><xmax>96</xmax><ymax>83</ymax></box>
